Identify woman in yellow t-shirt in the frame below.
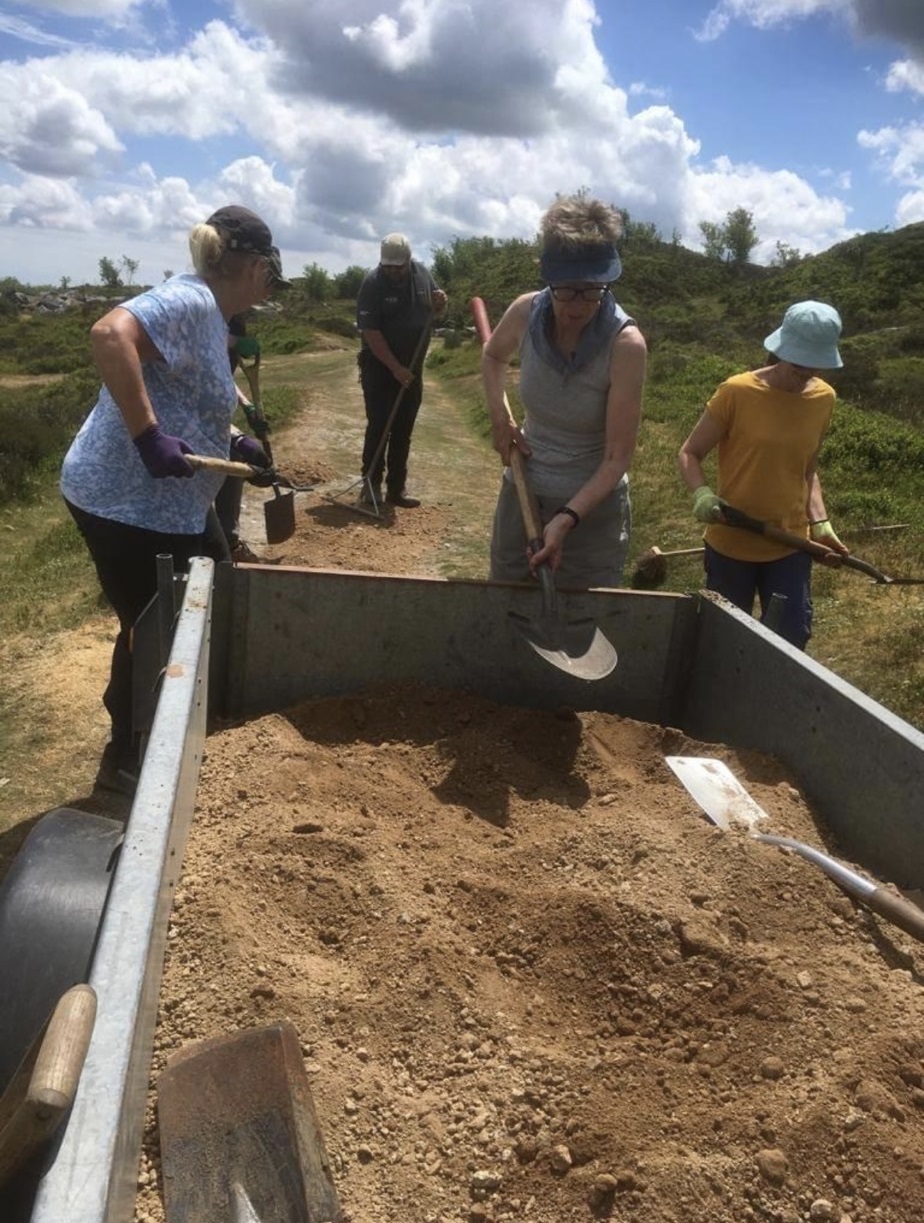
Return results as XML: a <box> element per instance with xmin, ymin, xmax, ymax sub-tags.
<box><xmin>678</xmin><ymin>300</ymin><xmax>849</xmax><ymax>649</ymax></box>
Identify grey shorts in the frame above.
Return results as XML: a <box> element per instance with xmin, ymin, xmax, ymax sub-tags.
<box><xmin>489</xmin><ymin>478</ymin><xmax>631</xmax><ymax>589</ymax></box>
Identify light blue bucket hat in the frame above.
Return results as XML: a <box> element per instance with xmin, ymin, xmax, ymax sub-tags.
<box><xmin>764</xmin><ymin>300</ymin><xmax>843</xmax><ymax>369</ymax></box>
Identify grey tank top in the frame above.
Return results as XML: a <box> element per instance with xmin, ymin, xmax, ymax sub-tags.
<box><xmin>514</xmin><ymin>316</ymin><xmax>633</xmax><ymax>501</ymax></box>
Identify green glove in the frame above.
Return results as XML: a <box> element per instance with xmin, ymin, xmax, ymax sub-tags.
<box><xmin>810</xmin><ymin>519</ymin><xmax>843</xmax><ymax>548</ymax></box>
<box><xmin>692</xmin><ymin>485</ymin><xmax>724</xmax><ymax>524</ymax></box>
<box><xmin>236</xmin><ymin>335</ymin><xmax>261</xmax><ymax>359</ymax></box>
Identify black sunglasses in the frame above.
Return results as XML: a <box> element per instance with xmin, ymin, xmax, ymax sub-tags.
<box><xmin>549</xmin><ymin>285</ymin><xmax>609</xmax><ymax>302</ymax></box>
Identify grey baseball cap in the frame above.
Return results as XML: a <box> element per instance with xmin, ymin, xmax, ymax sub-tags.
<box><xmin>380</xmin><ymin>232</ymin><xmax>412</xmax><ymax>266</ymax></box>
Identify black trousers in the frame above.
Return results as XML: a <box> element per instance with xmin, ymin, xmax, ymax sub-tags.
<box><xmin>359</xmin><ymin>355</ymin><xmax>423</xmax><ymax>494</ymax></box>
<box><xmin>214</xmin><ymin>476</ymin><xmax>243</xmax><ymax>547</ymax></box>
<box><xmin>65</xmin><ymin>499</ymin><xmax>228</xmax><ymax>755</ymax></box>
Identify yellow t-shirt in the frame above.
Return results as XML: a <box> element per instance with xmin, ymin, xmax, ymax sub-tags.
<box><xmin>703</xmin><ymin>370</ymin><xmax>836</xmax><ymax>562</ymax></box>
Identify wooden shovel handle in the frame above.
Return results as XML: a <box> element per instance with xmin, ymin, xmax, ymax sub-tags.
<box><xmin>720</xmin><ymin>504</ymin><xmax>889</xmax><ymax>582</ymax></box>
<box><xmin>863</xmin><ymin>887</ymin><xmax>924</xmax><ymax>944</ymax></box>
<box><xmin>509</xmin><ymin>447</ymin><xmax>543</xmax><ymax>550</ymax></box>
<box><xmin>187</xmin><ymin>454</ymin><xmax>256</xmax><ymax>479</ymax></box>
<box><xmin>0</xmin><ymin>984</ymin><xmax>97</xmax><ymax>1186</ymax></box>
<box><xmin>470</xmin><ymin>297</ymin><xmax>544</xmax><ymax>551</ymax></box>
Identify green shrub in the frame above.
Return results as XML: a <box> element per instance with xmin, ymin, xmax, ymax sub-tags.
<box><xmin>0</xmin><ymin>368</ymin><xmax>98</xmax><ymax>504</ymax></box>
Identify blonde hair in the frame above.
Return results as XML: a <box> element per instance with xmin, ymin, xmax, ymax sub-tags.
<box><xmin>188</xmin><ymin>222</ymin><xmax>256</xmax><ymax>281</ymax></box>
<box><xmin>540</xmin><ymin>193</ymin><xmax>623</xmax><ymax>251</ymax></box>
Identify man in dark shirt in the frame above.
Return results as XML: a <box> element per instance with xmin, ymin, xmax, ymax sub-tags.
<box><xmin>356</xmin><ymin>233</ymin><xmax>447</xmax><ymax>507</ymax></box>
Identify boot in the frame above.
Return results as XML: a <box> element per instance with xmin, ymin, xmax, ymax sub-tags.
<box><xmin>385</xmin><ymin>489</ymin><xmax>421</xmax><ymax>508</ymax></box>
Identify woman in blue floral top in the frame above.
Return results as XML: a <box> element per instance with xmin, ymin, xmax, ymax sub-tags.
<box><xmin>61</xmin><ymin>205</ymin><xmax>289</xmax><ymax>795</ymax></box>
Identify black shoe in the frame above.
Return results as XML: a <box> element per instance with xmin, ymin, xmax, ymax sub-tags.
<box><xmin>359</xmin><ymin>484</ymin><xmax>382</xmax><ymax>506</ymax></box>
<box><xmin>231</xmin><ymin>540</ymin><xmax>263</xmax><ymax>564</ymax></box>
<box><xmin>385</xmin><ymin>490</ymin><xmax>421</xmax><ymax>508</ymax></box>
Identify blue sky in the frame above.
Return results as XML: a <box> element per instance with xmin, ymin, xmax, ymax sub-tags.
<box><xmin>1</xmin><ymin>0</ymin><xmax>923</xmax><ymax>286</ymax></box>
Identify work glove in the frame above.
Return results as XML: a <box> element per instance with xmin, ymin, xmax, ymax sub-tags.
<box><xmin>231</xmin><ymin>434</ymin><xmax>271</xmax><ymax>469</ymax></box>
<box><xmin>247</xmin><ymin>466</ymin><xmax>278</xmax><ymax>489</ymax></box>
<box><xmin>810</xmin><ymin>519</ymin><xmax>846</xmax><ymax>550</ymax></box>
<box><xmin>692</xmin><ymin>485</ymin><xmax>725</xmax><ymax>524</ymax></box>
<box><xmin>133</xmin><ymin>424</ymin><xmax>194</xmax><ymax>478</ymax></box>
<box><xmin>236</xmin><ymin>335</ymin><xmax>261</xmax><ymax>360</ymax></box>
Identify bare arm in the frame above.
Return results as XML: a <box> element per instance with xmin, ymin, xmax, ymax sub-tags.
<box><xmin>481</xmin><ymin>294</ymin><xmax>535</xmax><ymax>461</ymax></box>
<box><xmin>678</xmin><ymin>410</ymin><xmax>726</xmax><ymax>491</ymax></box>
<box><xmin>90</xmin><ymin>307</ymin><xmax>164</xmax><ymax>438</ymax></box>
<box><xmin>563</xmin><ymin>326</ymin><xmax>647</xmax><ymax>521</ymax></box>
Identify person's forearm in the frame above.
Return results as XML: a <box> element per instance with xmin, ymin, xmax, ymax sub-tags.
<box><xmin>678</xmin><ymin>451</ymin><xmax>709</xmax><ymax>492</ymax></box>
<box><xmin>564</xmin><ymin>450</ymin><xmax>634</xmax><ymax>522</ymax></box>
<box><xmin>91</xmin><ymin>319</ymin><xmax>157</xmax><ymax>437</ymax></box>
<box><xmin>806</xmin><ymin>472</ymin><xmax>827</xmax><ymax>523</ymax></box>
<box><xmin>362</xmin><ymin>330</ymin><xmax>402</xmax><ymax>376</ymax></box>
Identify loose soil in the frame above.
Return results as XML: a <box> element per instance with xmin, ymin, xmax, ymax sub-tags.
<box><xmin>3</xmin><ymin>352</ymin><xmax>923</xmax><ymax>1223</ymax></box>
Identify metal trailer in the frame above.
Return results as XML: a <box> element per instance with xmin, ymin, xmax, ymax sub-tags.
<box><xmin>10</xmin><ymin>557</ymin><xmax>924</xmax><ymax>1222</ymax></box>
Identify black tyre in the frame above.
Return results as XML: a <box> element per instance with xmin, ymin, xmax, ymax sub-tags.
<box><xmin>0</xmin><ymin>807</ymin><xmax>123</xmax><ymax>1096</ymax></box>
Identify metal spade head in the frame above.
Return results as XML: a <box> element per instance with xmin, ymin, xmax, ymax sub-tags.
<box><xmin>264</xmin><ymin>483</ymin><xmax>296</xmax><ymax>544</ymax></box>
<box><xmin>509</xmin><ymin>566</ymin><xmax>618</xmax><ymax>681</ymax></box>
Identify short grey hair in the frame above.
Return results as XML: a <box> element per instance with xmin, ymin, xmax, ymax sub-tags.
<box><xmin>540</xmin><ymin>194</ymin><xmax>624</xmax><ymax>251</ymax></box>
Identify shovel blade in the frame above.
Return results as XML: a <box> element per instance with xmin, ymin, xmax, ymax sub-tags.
<box><xmin>265</xmin><ymin>487</ymin><xmax>296</xmax><ymax>544</ymax></box>
<box><xmin>510</xmin><ymin>612</ymin><xmax>618</xmax><ymax>680</ymax></box>
<box><xmin>665</xmin><ymin>756</ymin><xmax>769</xmax><ymax>831</ymax></box>
<box><xmin>157</xmin><ymin>1022</ymin><xmax>340</xmax><ymax>1223</ymax></box>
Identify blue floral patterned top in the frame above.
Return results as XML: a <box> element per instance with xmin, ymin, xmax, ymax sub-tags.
<box><xmin>61</xmin><ymin>275</ymin><xmax>236</xmax><ymax>533</ymax></box>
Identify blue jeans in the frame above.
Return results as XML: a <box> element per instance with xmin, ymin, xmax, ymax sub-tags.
<box><xmin>704</xmin><ymin>544</ymin><xmax>814</xmax><ymax>649</ymax></box>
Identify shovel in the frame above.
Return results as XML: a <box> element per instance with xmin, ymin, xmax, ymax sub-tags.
<box><xmin>719</xmin><ymin>504</ymin><xmax>924</xmax><ymax>586</ymax></box>
<box><xmin>469</xmin><ymin>296</ymin><xmax>617</xmax><ymax>680</ymax></box>
<box><xmin>506</xmin><ymin>448</ymin><xmax>618</xmax><ymax>679</ymax></box>
<box><xmin>665</xmin><ymin>755</ymin><xmax>924</xmax><ymax>944</ymax></box>
<box><xmin>187</xmin><ymin>454</ymin><xmax>296</xmax><ymax>545</ymax></box>
<box><xmin>157</xmin><ymin>1021</ymin><xmax>341</xmax><ymax>1223</ymax></box>
<box><xmin>242</xmin><ymin>364</ymin><xmax>299</xmax><ymax>545</ymax></box>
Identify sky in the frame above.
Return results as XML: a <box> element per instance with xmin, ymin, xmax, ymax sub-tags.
<box><xmin>1</xmin><ymin>0</ymin><xmax>924</xmax><ymax>288</ymax></box>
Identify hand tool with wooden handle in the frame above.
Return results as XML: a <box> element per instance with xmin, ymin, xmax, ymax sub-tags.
<box><xmin>665</xmin><ymin>756</ymin><xmax>924</xmax><ymax>946</ymax></box>
<box><xmin>469</xmin><ymin>295</ymin><xmax>618</xmax><ymax>680</ymax></box>
<box><xmin>719</xmin><ymin>504</ymin><xmax>899</xmax><ymax>582</ymax></box>
<box><xmin>0</xmin><ymin>983</ymin><xmax>97</xmax><ymax>1186</ymax></box>
<box><xmin>186</xmin><ymin>454</ymin><xmax>258</xmax><ymax>479</ymax></box>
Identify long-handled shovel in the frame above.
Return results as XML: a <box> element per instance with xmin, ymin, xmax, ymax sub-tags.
<box><xmin>665</xmin><ymin>755</ymin><xmax>924</xmax><ymax>944</ymax></box>
<box><xmin>719</xmin><ymin>504</ymin><xmax>924</xmax><ymax>586</ymax></box>
<box><xmin>470</xmin><ymin>295</ymin><xmax>617</xmax><ymax>681</ymax></box>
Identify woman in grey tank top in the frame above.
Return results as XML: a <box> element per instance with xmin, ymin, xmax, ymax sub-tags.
<box><xmin>482</xmin><ymin>194</ymin><xmax>647</xmax><ymax>590</ymax></box>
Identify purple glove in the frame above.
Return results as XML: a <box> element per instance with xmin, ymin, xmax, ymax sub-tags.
<box><xmin>231</xmin><ymin>434</ymin><xmax>271</xmax><ymax>469</ymax></box>
<box><xmin>133</xmin><ymin>424</ymin><xmax>194</xmax><ymax>478</ymax></box>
